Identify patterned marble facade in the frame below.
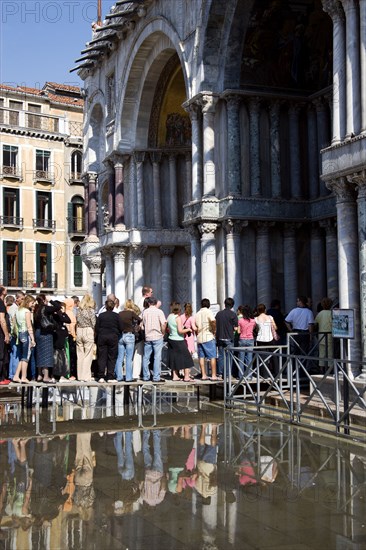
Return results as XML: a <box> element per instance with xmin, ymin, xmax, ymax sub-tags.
<box><xmin>75</xmin><ymin>0</ymin><xmax>366</xmax><ymax>365</ymax></box>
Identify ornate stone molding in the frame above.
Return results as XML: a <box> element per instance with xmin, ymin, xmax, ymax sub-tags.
<box><xmin>133</xmin><ymin>151</ymin><xmax>146</xmax><ymax>164</ymax></box>
<box><xmin>199</xmin><ymin>94</ymin><xmax>219</xmax><ymax>114</ymax></box>
<box><xmin>256</xmin><ymin>221</ymin><xmax>275</xmax><ymax>235</ymax></box>
<box><xmin>150</xmin><ymin>151</ymin><xmax>162</xmax><ymax>164</ymax></box>
<box><xmin>322</xmin><ymin>0</ymin><xmax>345</xmax><ymax>21</ymax></box>
<box><xmin>130</xmin><ymin>244</ymin><xmax>147</xmax><ymax>260</ymax></box>
<box><xmin>111</xmin><ymin>246</ymin><xmax>126</xmax><ymax>262</ymax></box>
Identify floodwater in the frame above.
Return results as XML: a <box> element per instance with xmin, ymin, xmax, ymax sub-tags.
<box><xmin>0</xmin><ymin>411</ymin><xmax>365</xmax><ymax>549</ymax></box>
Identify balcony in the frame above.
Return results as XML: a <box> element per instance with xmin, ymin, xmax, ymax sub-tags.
<box><xmin>0</xmin><ymin>107</ymin><xmax>65</xmax><ymax>135</ymax></box>
<box><xmin>0</xmin><ymin>272</ymin><xmax>58</xmax><ymax>289</ymax></box>
<box><xmin>33</xmin><ymin>170</ymin><xmax>55</xmax><ymax>185</ymax></box>
<box><xmin>0</xmin><ymin>216</ymin><xmax>23</xmax><ymax>229</ymax></box>
<box><xmin>0</xmin><ymin>165</ymin><xmax>22</xmax><ymax>180</ymax></box>
<box><xmin>33</xmin><ymin>218</ymin><xmax>56</xmax><ymax>232</ymax></box>
<box><xmin>67</xmin><ymin>216</ymin><xmax>85</xmax><ymax>236</ymax></box>
<box><xmin>69</xmin><ymin>172</ymin><xmax>83</xmax><ymax>184</ymax></box>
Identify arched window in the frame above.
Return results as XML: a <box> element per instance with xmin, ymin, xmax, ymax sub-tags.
<box><xmin>73</xmin><ymin>244</ymin><xmax>83</xmax><ymax>287</ymax></box>
<box><xmin>67</xmin><ymin>195</ymin><xmax>85</xmax><ymax>234</ymax></box>
<box><xmin>70</xmin><ymin>150</ymin><xmax>82</xmax><ymax>182</ymax></box>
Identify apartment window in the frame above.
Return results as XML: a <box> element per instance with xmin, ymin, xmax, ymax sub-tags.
<box><xmin>36</xmin><ymin>191</ymin><xmax>52</xmax><ymax>228</ymax></box>
<box><xmin>3</xmin><ymin>241</ymin><xmax>22</xmax><ymax>287</ymax></box>
<box><xmin>28</xmin><ymin>103</ymin><xmax>42</xmax><ymax>129</ymax></box>
<box><xmin>35</xmin><ymin>149</ymin><xmax>50</xmax><ymax>179</ymax></box>
<box><xmin>70</xmin><ymin>150</ymin><xmax>82</xmax><ymax>181</ymax></box>
<box><xmin>0</xmin><ymin>99</ymin><xmax>4</xmax><ymax>123</ymax></box>
<box><xmin>9</xmin><ymin>100</ymin><xmax>22</xmax><ymax>125</ymax></box>
<box><xmin>36</xmin><ymin>242</ymin><xmax>51</xmax><ymax>287</ymax></box>
<box><xmin>73</xmin><ymin>244</ymin><xmax>83</xmax><ymax>287</ymax></box>
<box><xmin>3</xmin><ymin>188</ymin><xmax>20</xmax><ymax>224</ymax></box>
<box><xmin>2</xmin><ymin>145</ymin><xmax>18</xmax><ymax>176</ymax></box>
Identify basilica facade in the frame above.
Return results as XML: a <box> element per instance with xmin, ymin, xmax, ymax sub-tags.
<box><xmin>75</xmin><ymin>0</ymin><xmax>366</xmax><ymax>363</ymax></box>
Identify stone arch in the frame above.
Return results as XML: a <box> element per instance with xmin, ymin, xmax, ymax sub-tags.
<box><xmin>116</xmin><ymin>19</ymin><xmax>189</xmax><ymax>151</ymax></box>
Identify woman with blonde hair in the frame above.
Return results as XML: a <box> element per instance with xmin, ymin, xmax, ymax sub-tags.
<box><xmin>13</xmin><ymin>295</ymin><xmax>36</xmax><ymax>383</ymax></box>
<box><xmin>115</xmin><ymin>299</ymin><xmax>141</xmax><ymax>382</ymax></box>
<box><xmin>76</xmin><ymin>294</ymin><xmax>96</xmax><ymax>382</ymax></box>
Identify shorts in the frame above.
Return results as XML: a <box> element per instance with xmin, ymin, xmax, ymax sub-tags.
<box><xmin>197</xmin><ymin>340</ymin><xmax>217</xmax><ymax>360</ymax></box>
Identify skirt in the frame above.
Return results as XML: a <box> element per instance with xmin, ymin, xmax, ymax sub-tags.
<box><xmin>168</xmin><ymin>339</ymin><xmax>194</xmax><ymax>371</ymax></box>
<box><xmin>35</xmin><ymin>328</ymin><xmax>54</xmax><ymax>369</ymax></box>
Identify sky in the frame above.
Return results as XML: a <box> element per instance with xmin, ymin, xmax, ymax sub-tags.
<box><xmin>0</xmin><ymin>0</ymin><xmax>116</xmax><ymax>89</ymax></box>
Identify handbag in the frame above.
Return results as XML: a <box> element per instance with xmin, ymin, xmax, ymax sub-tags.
<box><xmin>271</xmin><ymin>324</ymin><xmax>280</xmax><ymax>341</ymax></box>
<box><xmin>40</xmin><ymin>307</ymin><xmax>56</xmax><ymax>330</ymax></box>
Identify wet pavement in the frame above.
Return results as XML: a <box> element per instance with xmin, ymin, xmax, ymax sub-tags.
<box><xmin>0</xmin><ymin>412</ymin><xmax>365</xmax><ymax>549</ymax></box>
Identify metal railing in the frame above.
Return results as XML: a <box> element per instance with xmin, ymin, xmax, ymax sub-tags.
<box><xmin>33</xmin><ymin>170</ymin><xmax>55</xmax><ymax>183</ymax></box>
<box><xmin>32</xmin><ymin>218</ymin><xmax>56</xmax><ymax>231</ymax></box>
<box><xmin>0</xmin><ymin>271</ymin><xmax>58</xmax><ymax>289</ymax></box>
<box><xmin>0</xmin><ymin>215</ymin><xmax>23</xmax><ymax>228</ymax></box>
<box><xmin>224</xmin><ymin>338</ymin><xmax>366</xmax><ymax>441</ymax></box>
<box><xmin>0</xmin><ymin>165</ymin><xmax>22</xmax><ymax>178</ymax></box>
<box><xmin>67</xmin><ymin>216</ymin><xmax>85</xmax><ymax>234</ymax></box>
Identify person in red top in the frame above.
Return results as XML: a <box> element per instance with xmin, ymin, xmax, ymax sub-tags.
<box><xmin>238</xmin><ymin>305</ymin><xmax>257</xmax><ymax>380</ymax></box>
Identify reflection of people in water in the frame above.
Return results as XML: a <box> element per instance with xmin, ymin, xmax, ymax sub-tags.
<box><xmin>140</xmin><ymin>430</ymin><xmax>167</xmax><ymax>508</ymax></box>
<box><xmin>167</xmin><ymin>425</ymin><xmax>195</xmax><ymax>496</ymax></box>
<box><xmin>72</xmin><ymin>433</ymin><xmax>95</xmax><ymax>522</ymax></box>
<box><xmin>6</xmin><ymin>439</ymin><xmax>33</xmax><ymax>533</ymax></box>
<box><xmin>113</xmin><ymin>431</ymin><xmax>140</xmax><ymax>515</ymax></box>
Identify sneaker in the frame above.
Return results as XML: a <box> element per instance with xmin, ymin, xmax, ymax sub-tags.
<box><xmin>153</xmin><ymin>378</ymin><xmax>166</xmax><ymax>383</ymax></box>
<box><xmin>0</xmin><ymin>379</ymin><xmax>10</xmax><ymax>385</ymax></box>
<box><xmin>107</xmin><ymin>379</ymin><xmax>116</xmax><ymax>383</ymax></box>
<box><xmin>98</xmin><ymin>378</ymin><xmax>106</xmax><ymax>383</ymax></box>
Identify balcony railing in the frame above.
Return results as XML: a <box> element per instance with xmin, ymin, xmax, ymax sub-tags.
<box><xmin>0</xmin><ymin>107</ymin><xmax>63</xmax><ymax>134</ymax></box>
<box><xmin>69</xmin><ymin>172</ymin><xmax>83</xmax><ymax>183</ymax></box>
<box><xmin>0</xmin><ymin>272</ymin><xmax>58</xmax><ymax>289</ymax></box>
<box><xmin>0</xmin><ymin>216</ymin><xmax>23</xmax><ymax>229</ymax></box>
<box><xmin>33</xmin><ymin>170</ymin><xmax>55</xmax><ymax>184</ymax></box>
<box><xmin>67</xmin><ymin>217</ymin><xmax>85</xmax><ymax>235</ymax></box>
<box><xmin>0</xmin><ymin>165</ymin><xmax>22</xmax><ymax>179</ymax></box>
<box><xmin>32</xmin><ymin>218</ymin><xmax>56</xmax><ymax>231</ymax></box>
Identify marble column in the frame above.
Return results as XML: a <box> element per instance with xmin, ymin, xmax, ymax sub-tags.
<box><xmin>113</xmin><ymin>248</ymin><xmax>126</xmax><ymax>306</ymax></box>
<box><xmin>188</xmin><ymin>225</ymin><xmax>201</xmax><ymax>312</ymax></box>
<box><xmin>326</xmin><ymin>177</ymin><xmax>361</xmax><ymax>364</ymax></box>
<box><xmin>355</xmin><ymin>172</ymin><xmax>366</xmax><ymax>368</ymax></box>
<box><xmin>83</xmin><ymin>176</ymin><xmax>89</xmax><ymax>235</ymax></box>
<box><xmin>87</xmin><ymin>172</ymin><xmax>98</xmax><ymax>236</ymax></box>
<box><xmin>129</xmin><ymin>158</ymin><xmax>137</xmax><ymax>228</ymax></box>
<box><xmin>224</xmin><ymin>220</ymin><xmax>246</xmax><ymax>308</ymax></box>
<box><xmin>185</xmin><ymin>102</ymin><xmax>202</xmax><ymax>202</ymax></box>
<box><xmin>83</xmin><ymin>254</ymin><xmax>102</xmax><ymax>310</ymax></box>
<box><xmin>341</xmin><ymin>0</ymin><xmax>361</xmax><ymax>137</ymax></box>
<box><xmin>201</xmin><ymin>94</ymin><xmax>218</xmax><ymax>197</ymax></box>
<box><xmin>150</xmin><ymin>151</ymin><xmax>162</xmax><ymax>228</ymax></box>
<box><xmin>114</xmin><ymin>160</ymin><xmax>125</xmax><ymax>227</ymax></box>
<box><xmin>319</xmin><ymin>219</ymin><xmax>339</xmax><ymax>302</ymax></box>
<box><xmin>160</xmin><ymin>246</ymin><xmax>175</xmax><ymax>314</ymax></box>
<box><xmin>199</xmin><ymin>223</ymin><xmax>218</xmax><ymax>311</ymax></box>
<box><xmin>310</xmin><ymin>224</ymin><xmax>326</xmax><ymax>307</ymax></box>
<box><xmin>133</xmin><ymin>151</ymin><xmax>145</xmax><ymax>228</ymax></box>
<box><xmin>288</xmin><ymin>104</ymin><xmax>302</xmax><ymax>199</ymax></box>
<box><xmin>168</xmin><ymin>154</ymin><xmax>178</xmax><ymax>227</ymax></box>
<box><xmin>322</xmin><ymin>0</ymin><xmax>346</xmax><ymax>143</ymax></box>
<box><xmin>256</xmin><ymin>222</ymin><xmax>274</xmax><ymax>307</ymax></box>
<box><xmin>283</xmin><ymin>223</ymin><xmax>299</xmax><ymax>314</ymax></box>
<box><xmin>131</xmin><ymin>245</ymin><xmax>146</xmax><ymax>305</ymax></box>
<box><xmin>226</xmin><ymin>95</ymin><xmax>242</xmax><ymax>196</ymax></box>
<box><xmin>307</xmin><ymin>105</ymin><xmax>319</xmax><ymax>199</ymax></box>
<box><xmin>104</xmin><ymin>251</ymin><xmax>114</xmax><ymax>296</ymax></box>
<box><xmin>105</xmin><ymin>164</ymin><xmax>114</xmax><ymax>227</ymax></box>
<box><xmin>248</xmin><ymin>98</ymin><xmax>261</xmax><ymax>196</ymax></box>
<box><xmin>360</xmin><ymin>0</ymin><xmax>366</xmax><ymax>134</ymax></box>
<box><xmin>185</xmin><ymin>152</ymin><xmax>192</xmax><ymax>205</ymax></box>
<box><xmin>314</xmin><ymin>98</ymin><xmax>330</xmax><ymax>195</ymax></box>
<box><xmin>269</xmin><ymin>101</ymin><xmax>281</xmax><ymax>198</ymax></box>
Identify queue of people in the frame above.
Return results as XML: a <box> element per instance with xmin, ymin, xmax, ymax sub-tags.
<box><xmin>0</xmin><ymin>283</ymin><xmax>336</xmax><ymax>385</ymax></box>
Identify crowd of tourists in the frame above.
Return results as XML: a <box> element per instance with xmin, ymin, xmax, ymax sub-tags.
<box><xmin>0</xmin><ymin>284</ymin><xmax>334</xmax><ymax>385</ymax></box>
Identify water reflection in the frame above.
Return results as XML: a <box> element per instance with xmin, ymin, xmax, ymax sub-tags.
<box><xmin>0</xmin><ymin>418</ymin><xmax>365</xmax><ymax>549</ymax></box>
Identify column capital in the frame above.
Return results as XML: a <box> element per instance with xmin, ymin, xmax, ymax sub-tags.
<box><xmin>111</xmin><ymin>247</ymin><xmax>127</xmax><ymax>262</ymax></box>
<box><xmin>130</xmin><ymin>244</ymin><xmax>147</xmax><ymax>260</ymax></box>
<box><xmin>283</xmin><ymin>222</ymin><xmax>302</xmax><ymax>237</ymax></box>
<box><xmin>198</xmin><ymin>222</ymin><xmax>217</xmax><ymax>236</ymax></box>
<box><xmin>288</xmin><ymin>102</ymin><xmax>303</xmax><ymax>115</ymax></box>
<box><xmin>319</xmin><ymin>218</ymin><xmax>337</xmax><ymax>234</ymax></box>
<box><xmin>326</xmin><ymin>177</ymin><xmax>357</xmax><ymax>201</ymax></box>
<box><xmin>160</xmin><ymin>246</ymin><xmax>175</xmax><ymax>257</ymax></box>
<box><xmin>269</xmin><ymin>100</ymin><xmax>281</xmax><ymax>117</ymax></box>
<box><xmin>225</xmin><ymin>94</ymin><xmax>241</xmax><ymax>109</ymax></box>
<box><xmin>223</xmin><ymin>219</ymin><xmax>248</xmax><ymax>235</ymax></box>
<box><xmin>85</xmin><ymin>171</ymin><xmax>98</xmax><ymax>184</ymax></box>
<box><xmin>310</xmin><ymin>222</ymin><xmax>323</xmax><ymax>238</ymax></box>
<box><xmin>150</xmin><ymin>151</ymin><xmax>162</xmax><ymax>164</ymax></box>
<box><xmin>199</xmin><ymin>94</ymin><xmax>219</xmax><ymax>114</ymax></box>
<box><xmin>183</xmin><ymin>100</ymin><xmax>201</xmax><ymax>119</ymax></box>
<box><xmin>313</xmin><ymin>96</ymin><xmax>328</xmax><ymax>113</ymax></box>
<box><xmin>322</xmin><ymin>0</ymin><xmax>345</xmax><ymax>21</ymax></box>
<box><xmin>82</xmin><ymin>253</ymin><xmax>102</xmax><ymax>274</ymax></box>
<box><xmin>133</xmin><ymin>151</ymin><xmax>146</xmax><ymax>164</ymax></box>
<box><xmin>256</xmin><ymin>221</ymin><xmax>275</xmax><ymax>235</ymax></box>
<box><xmin>247</xmin><ymin>96</ymin><xmax>261</xmax><ymax>113</ymax></box>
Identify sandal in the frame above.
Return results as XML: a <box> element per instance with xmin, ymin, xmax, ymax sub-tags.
<box><xmin>37</xmin><ymin>376</ymin><xmax>43</xmax><ymax>382</ymax></box>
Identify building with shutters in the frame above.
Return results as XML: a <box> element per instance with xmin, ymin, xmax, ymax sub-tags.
<box><xmin>0</xmin><ymin>82</ymin><xmax>89</xmax><ymax>296</ymax></box>
<box><xmin>76</xmin><ymin>0</ymin><xmax>366</xmax><ymax>366</ymax></box>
